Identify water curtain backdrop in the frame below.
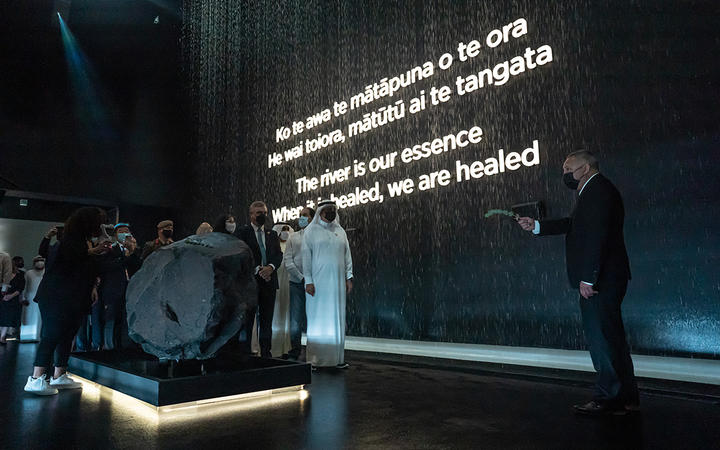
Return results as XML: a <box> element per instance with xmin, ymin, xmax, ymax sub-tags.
<box><xmin>181</xmin><ymin>0</ymin><xmax>720</xmax><ymax>358</ymax></box>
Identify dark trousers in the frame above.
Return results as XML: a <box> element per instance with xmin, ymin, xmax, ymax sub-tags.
<box><xmin>242</xmin><ymin>282</ymin><xmax>276</xmax><ymax>356</ymax></box>
<box><xmin>579</xmin><ymin>280</ymin><xmax>639</xmax><ymax>406</ymax></box>
<box><xmin>75</xmin><ymin>301</ymin><xmax>102</xmax><ymax>351</ymax></box>
<box><xmin>34</xmin><ymin>302</ymin><xmax>84</xmax><ymax>368</ymax></box>
<box><xmin>288</xmin><ymin>281</ymin><xmax>307</xmax><ymax>359</ymax></box>
<box><xmin>103</xmin><ymin>313</ymin><xmax>126</xmax><ymax>350</ymax></box>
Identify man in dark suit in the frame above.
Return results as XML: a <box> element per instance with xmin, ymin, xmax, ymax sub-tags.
<box><xmin>97</xmin><ymin>223</ymin><xmax>142</xmax><ymax>350</ymax></box>
<box><xmin>518</xmin><ymin>150</ymin><xmax>638</xmax><ymax>416</ymax></box>
<box><xmin>237</xmin><ymin>201</ymin><xmax>282</xmax><ymax>357</ymax></box>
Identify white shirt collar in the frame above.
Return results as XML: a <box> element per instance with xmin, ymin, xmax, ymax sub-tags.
<box><xmin>579</xmin><ymin>172</ymin><xmax>600</xmax><ymax>196</ymax></box>
<box><xmin>251</xmin><ymin>223</ymin><xmax>264</xmax><ymax>232</ymax></box>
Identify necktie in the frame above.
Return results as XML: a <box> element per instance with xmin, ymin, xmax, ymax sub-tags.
<box><xmin>257</xmin><ymin>229</ymin><xmax>267</xmax><ymax>266</ymax></box>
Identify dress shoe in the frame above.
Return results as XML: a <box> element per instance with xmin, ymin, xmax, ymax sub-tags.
<box><xmin>573</xmin><ymin>400</ymin><xmax>627</xmax><ymax>416</ymax></box>
<box><xmin>624</xmin><ymin>402</ymin><xmax>641</xmax><ymax>413</ymax></box>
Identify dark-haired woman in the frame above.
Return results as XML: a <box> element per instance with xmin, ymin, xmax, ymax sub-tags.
<box><xmin>0</xmin><ymin>259</ymin><xmax>25</xmax><ymax>343</ymax></box>
<box><xmin>24</xmin><ymin>207</ymin><xmax>111</xmax><ymax>396</ymax></box>
<box><xmin>213</xmin><ymin>214</ymin><xmax>237</xmax><ymax>235</ymax></box>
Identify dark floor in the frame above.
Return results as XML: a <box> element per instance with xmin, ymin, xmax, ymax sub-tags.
<box><xmin>1</xmin><ymin>342</ymin><xmax>719</xmax><ymax>450</ymax></box>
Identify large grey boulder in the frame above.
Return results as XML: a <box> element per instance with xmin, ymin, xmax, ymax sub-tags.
<box><xmin>126</xmin><ymin>232</ymin><xmax>257</xmax><ymax>360</ymax></box>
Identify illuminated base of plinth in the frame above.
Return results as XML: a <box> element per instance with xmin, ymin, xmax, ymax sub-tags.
<box><xmin>67</xmin><ymin>349</ymin><xmax>312</xmax><ymax>408</ymax></box>
<box><xmin>72</xmin><ymin>373</ymin><xmax>308</xmax><ymax>422</ymax></box>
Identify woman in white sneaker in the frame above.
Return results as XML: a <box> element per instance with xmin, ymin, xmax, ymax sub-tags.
<box><xmin>24</xmin><ymin>207</ymin><xmax>111</xmax><ymax>395</ymax></box>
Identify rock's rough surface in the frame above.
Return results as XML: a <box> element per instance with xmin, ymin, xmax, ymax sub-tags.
<box><xmin>126</xmin><ymin>232</ymin><xmax>257</xmax><ymax>360</ymax></box>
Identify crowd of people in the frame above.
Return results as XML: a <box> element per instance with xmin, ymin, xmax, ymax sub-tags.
<box><xmin>9</xmin><ymin>199</ymin><xmax>353</xmax><ymax>396</ymax></box>
<box><xmin>1</xmin><ymin>254</ymin><xmax>46</xmax><ymax>344</ymax></box>
<box><xmin>6</xmin><ymin>150</ymin><xmax>638</xmax><ymax>416</ymax></box>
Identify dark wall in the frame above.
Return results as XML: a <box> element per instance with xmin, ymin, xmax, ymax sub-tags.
<box><xmin>0</xmin><ymin>0</ymin><xmax>192</xmax><ymax>210</ymax></box>
<box><xmin>191</xmin><ymin>1</ymin><xmax>717</xmax><ymax>357</ymax></box>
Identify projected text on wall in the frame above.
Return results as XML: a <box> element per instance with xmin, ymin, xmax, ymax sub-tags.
<box><xmin>267</xmin><ymin>18</ymin><xmax>554</xmax><ymax>222</ymax></box>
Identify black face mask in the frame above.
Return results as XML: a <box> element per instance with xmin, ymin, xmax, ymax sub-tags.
<box><xmin>563</xmin><ymin>172</ymin><xmax>579</xmax><ymax>190</ymax></box>
<box><xmin>256</xmin><ymin>214</ymin><xmax>266</xmax><ymax>226</ymax></box>
<box><xmin>324</xmin><ymin>210</ymin><xmax>337</xmax><ymax>222</ymax></box>
<box><xmin>161</xmin><ymin>229</ymin><xmax>173</xmax><ymax>239</ymax></box>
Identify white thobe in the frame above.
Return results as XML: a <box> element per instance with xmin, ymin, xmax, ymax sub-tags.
<box><xmin>302</xmin><ymin>219</ymin><xmax>353</xmax><ymax>366</ymax></box>
<box><xmin>271</xmin><ymin>241</ymin><xmax>291</xmax><ymax>356</ymax></box>
<box><xmin>22</xmin><ymin>269</ymin><xmax>44</xmax><ymax>340</ymax></box>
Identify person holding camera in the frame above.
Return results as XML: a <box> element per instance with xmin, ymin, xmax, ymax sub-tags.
<box><xmin>38</xmin><ymin>226</ymin><xmax>63</xmax><ymax>270</ymax></box>
<box><xmin>96</xmin><ymin>223</ymin><xmax>140</xmax><ymax>350</ymax></box>
<box><xmin>24</xmin><ymin>207</ymin><xmax>111</xmax><ymax>396</ymax></box>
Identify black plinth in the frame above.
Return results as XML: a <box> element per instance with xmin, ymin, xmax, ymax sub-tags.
<box><xmin>68</xmin><ymin>350</ymin><xmax>311</xmax><ymax>406</ymax></box>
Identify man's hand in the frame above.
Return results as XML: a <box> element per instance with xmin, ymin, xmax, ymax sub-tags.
<box><xmin>88</xmin><ymin>243</ymin><xmax>111</xmax><ymax>256</ymax></box>
<box><xmin>579</xmin><ymin>282</ymin><xmax>598</xmax><ymax>299</ymax></box>
<box><xmin>259</xmin><ymin>265</ymin><xmax>274</xmax><ymax>281</ymax></box>
<box><xmin>305</xmin><ymin>283</ymin><xmax>315</xmax><ymax>297</ymax></box>
<box><xmin>346</xmin><ymin>279</ymin><xmax>353</xmax><ymax>295</ymax></box>
<box><xmin>46</xmin><ymin>227</ymin><xmax>58</xmax><ymax>239</ymax></box>
<box><xmin>516</xmin><ymin>217</ymin><xmax>536</xmax><ymax>232</ymax></box>
<box><xmin>2</xmin><ymin>294</ymin><xmax>12</xmax><ymax>302</ymax></box>
<box><xmin>125</xmin><ymin>236</ymin><xmax>137</xmax><ymax>254</ymax></box>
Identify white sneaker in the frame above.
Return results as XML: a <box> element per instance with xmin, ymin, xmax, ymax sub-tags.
<box><xmin>24</xmin><ymin>376</ymin><xmax>59</xmax><ymax>396</ymax></box>
<box><xmin>49</xmin><ymin>373</ymin><xmax>83</xmax><ymax>390</ymax></box>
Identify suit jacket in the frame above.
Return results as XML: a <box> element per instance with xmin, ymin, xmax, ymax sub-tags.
<box><xmin>237</xmin><ymin>224</ymin><xmax>283</xmax><ymax>290</ymax></box>
<box><xmin>38</xmin><ymin>238</ymin><xmax>60</xmax><ymax>270</ymax></box>
<box><xmin>539</xmin><ymin>173</ymin><xmax>631</xmax><ymax>288</ymax></box>
<box><xmin>97</xmin><ymin>244</ymin><xmax>132</xmax><ymax>320</ymax></box>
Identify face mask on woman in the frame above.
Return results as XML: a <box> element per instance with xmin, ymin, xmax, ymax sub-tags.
<box><xmin>280</xmin><ymin>230</ymin><xmax>290</xmax><ymax>241</ymax></box>
<box><xmin>35</xmin><ymin>262</ymin><xmax>45</xmax><ymax>270</ymax></box>
<box><xmin>225</xmin><ymin>222</ymin><xmax>237</xmax><ymax>233</ymax></box>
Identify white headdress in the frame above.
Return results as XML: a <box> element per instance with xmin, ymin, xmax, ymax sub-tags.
<box><xmin>272</xmin><ymin>222</ymin><xmax>295</xmax><ymax>240</ymax></box>
<box><xmin>272</xmin><ymin>222</ymin><xmax>294</xmax><ymax>234</ymax></box>
<box><xmin>311</xmin><ymin>200</ymin><xmax>341</xmax><ymax>227</ymax></box>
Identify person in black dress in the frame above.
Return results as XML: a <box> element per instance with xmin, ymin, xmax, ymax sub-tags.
<box><xmin>0</xmin><ymin>259</ymin><xmax>26</xmax><ymax>343</ymax></box>
<box><xmin>23</xmin><ymin>207</ymin><xmax>111</xmax><ymax>396</ymax></box>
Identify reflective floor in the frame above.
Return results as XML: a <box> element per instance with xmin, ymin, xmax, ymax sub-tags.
<box><xmin>1</xmin><ymin>342</ymin><xmax>719</xmax><ymax>449</ymax></box>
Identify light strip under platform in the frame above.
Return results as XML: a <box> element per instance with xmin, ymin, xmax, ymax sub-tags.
<box><xmin>71</xmin><ymin>374</ymin><xmax>308</xmax><ymax>423</ymax></box>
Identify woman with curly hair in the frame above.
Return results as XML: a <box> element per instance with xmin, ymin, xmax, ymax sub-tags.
<box><xmin>24</xmin><ymin>207</ymin><xmax>111</xmax><ymax>396</ymax></box>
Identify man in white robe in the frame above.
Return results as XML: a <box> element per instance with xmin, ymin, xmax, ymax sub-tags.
<box><xmin>302</xmin><ymin>200</ymin><xmax>353</xmax><ymax>368</ymax></box>
<box><xmin>270</xmin><ymin>222</ymin><xmax>293</xmax><ymax>357</ymax></box>
<box><xmin>285</xmin><ymin>207</ymin><xmax>314</xmax><ymax>361</ymax></box>
<box><xmin>21</xmin><ymin>256</ymin><xmax>45</xmax><ymax>341</ymax></box>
